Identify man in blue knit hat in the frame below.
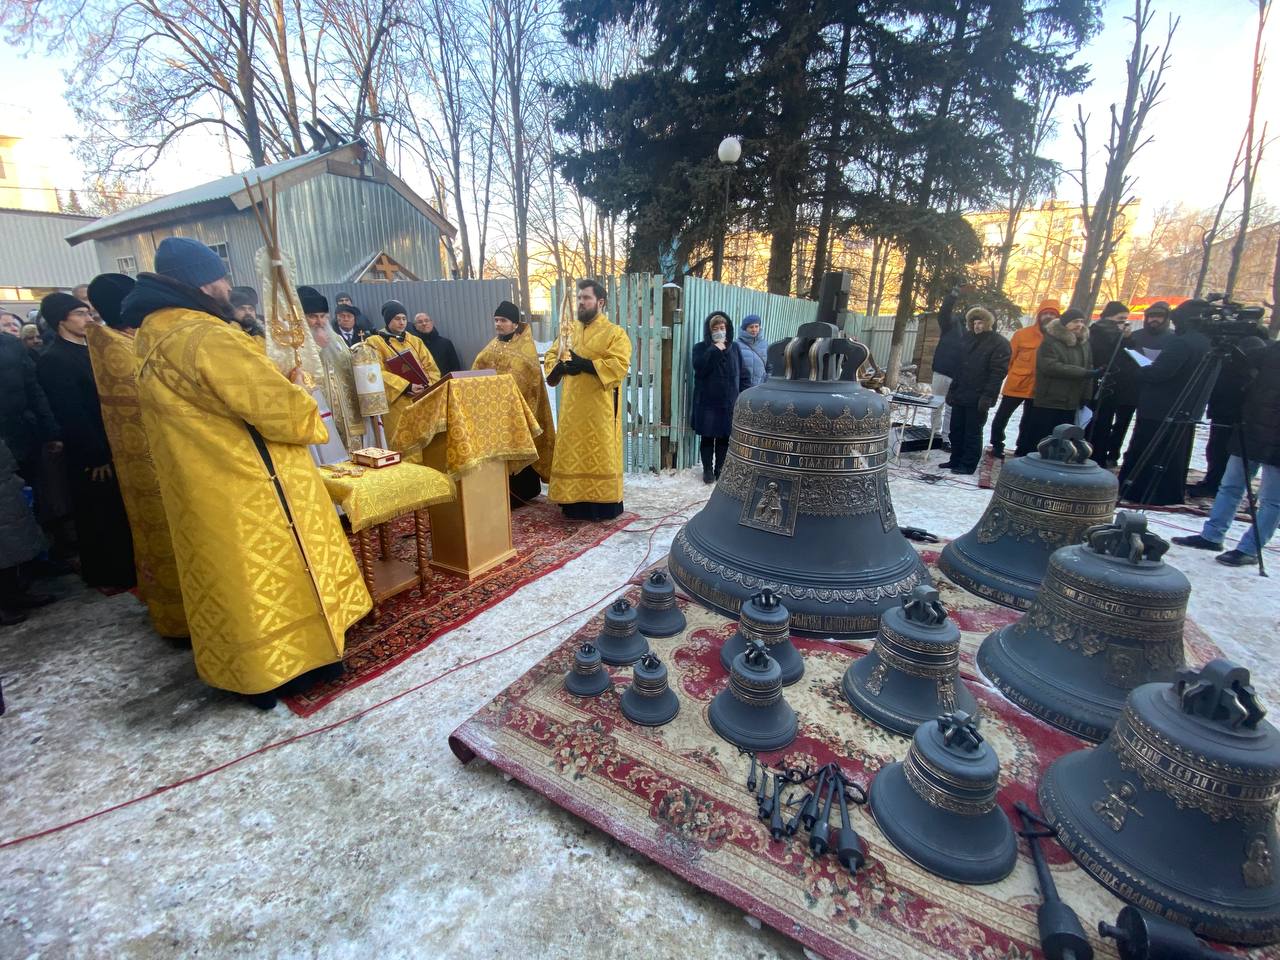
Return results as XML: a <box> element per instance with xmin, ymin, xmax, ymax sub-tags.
<box><xmin>118</xmin><ymin>236</ymin><xmax>370</xmax><ymax>709</ymax></box>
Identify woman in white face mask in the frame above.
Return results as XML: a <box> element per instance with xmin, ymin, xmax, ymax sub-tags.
<box><xmin>691</xmin><ymin>311</ymin><xmax>750</xmax><ymax>484</ymax></box>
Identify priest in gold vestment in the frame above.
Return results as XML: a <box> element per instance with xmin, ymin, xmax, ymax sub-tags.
<box><xmin>123</xmin><ymin>237</ymin><xmax>370</xmax><ymax>708</ymax></box>
<box><xmin>543</xmin><ymin>280</ymin><xmax>632</xmax><ymax>520</ymax></box>
<box><xmin>85</xmin><ymin>273</ymin><xmax>188</xmax><ymax>638</ymax></box>
<box><xmin>368</xmin><ymin>299</ymin><xmax>440</xmax><ymax>453</ymax></box>
<box><xmin>473</xmin><ymin>299</ymin><xmax>555</xmax><ymax>504</ymax></box>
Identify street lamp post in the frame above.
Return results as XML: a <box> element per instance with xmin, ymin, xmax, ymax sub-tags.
<box><xmin>712</xmin><ymin>135</ymin><xmax>741</xmax><ymax>283</ymax></box>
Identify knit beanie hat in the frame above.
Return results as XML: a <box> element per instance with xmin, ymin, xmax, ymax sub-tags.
<box><xmin>153</xmin><ymin>237</ymin><xmax>229</xmax><ymax>288</ymax></box>
<box><xmin>381</xmin><ymin>300</ymin><xmax>407</xmax><ymax>325</ymax></box>
<box><xmin>1035</xmin><ymin>299</ymin><xmax>1062</xmax><ymax>320</ymax></box>
<box><xmin>1099</xmin><ymin>300</ymin><xmax>1129</xmax><ymax>320</ymax></box>
<box><xmin>335</xmin><ymin>302</ymin><xmax>358</xmax><ymax>318</ymax></box>
<box><xmin>87</xmin><ymin>273</ymin><xmax>136</xmax><ymax>330</ymax></box>
<box><xmin>965</xmin><ymin>306</ymin><xmax>995</xmax><ymax>327</ymax></box>
<box><xmin>230</xmin><ymin>286</ymin><xmax>259</xmax><ymax>308</ymax></box>
<box><xmin>741</xmin><ymin>314</ymin><xmax>762</xmax><ymax>330</ymax></box>
<box><xmin>493</xmin><ymin>300</ymin><xmax>521</xmax><ymax>324</ymax></box>
<box><xmin>297</xmin><ymin>286</ymin><xmax>329</xmax><ymax>315</ymax></box>
<box><xmin>40</xmin><ymin>291</ymin><xmax>89</xmax><ymax>328</ymax></box>
<box><xmin>1145</xmin><ymin>300</ymin><xmax>1170</xmax><ymax>317</ymax></box>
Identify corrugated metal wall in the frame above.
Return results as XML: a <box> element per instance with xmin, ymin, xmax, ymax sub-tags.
<box><xmin>0</xmin><ymin>210</ymin><xmax>101</xmax><ymax>288</ymax></box>
<box><xmin>88</xmin><ymin>175</ymin><xmax>445</xmax><ymax>288</ymax></box>
<box><xmin>310</xmin><ymin>278</ymin><xmax>515</xmax><ymax>369</ymax></box>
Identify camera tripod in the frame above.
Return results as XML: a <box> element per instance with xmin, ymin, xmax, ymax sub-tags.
<box><xmin>1119</xmin><ymin>340</ymin><xmax>1267</xmax><ymax>578</ymax></box>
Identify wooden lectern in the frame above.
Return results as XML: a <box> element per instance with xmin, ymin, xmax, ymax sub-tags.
<box><xmin>420</xmin><ymin>372</ymin><xmax>515</xmax><ymax>578</ymax></box>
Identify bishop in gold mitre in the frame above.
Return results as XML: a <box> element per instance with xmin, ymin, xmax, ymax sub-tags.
<box><xmin>83</xmin><ymin>272</ymin><xmax>189</xmax><ymax>639</ymax></box>
<box><xmin>543</xmin><ymin>279</ymin><xmax>632</xmax><ymax>520</ymax></box>
<box><xmin>367</xmin><ymin>299</ymin><xmax>441</xmax><ymax>452</ymax></box>
<box><xmin>473</xmin><ymin>299</ymin><xmax>556</xmax><ymax>504</ymax></box>
<box><xmin>124</xmin><ymin>237</ymin><xmax>370</xmax><ymax>709</ymax></box>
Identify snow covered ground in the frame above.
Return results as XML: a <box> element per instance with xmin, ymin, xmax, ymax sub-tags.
<box><xmin>0</xmin><ymin>451</ymin><xmax>1275</xmax><ymax>959</ymax></box>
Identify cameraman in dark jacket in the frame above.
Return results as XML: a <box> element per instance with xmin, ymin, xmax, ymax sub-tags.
<box><xmin>929</xmin><ymin>289</ymin><xmax>962</xmax><ymax>447</ymax></box>
<box><xmin>1118</xmin><ymin>300</ymin><xmax>1212</xmax><ymax>505</ymax></box>
<box><xmin>1186</xmin><ymin>319</ymin><xmax>1268</xmax><ymax>498</ymax></box>
<box><xmin>942</xmin><ymin>307</ymin><xmax>1010</xmax><ymax>475</ymax></box>
<box><xmin>1174</xmin><ymin>335</ymin><xmax>1278</xmax><ymax>566</ymax></box>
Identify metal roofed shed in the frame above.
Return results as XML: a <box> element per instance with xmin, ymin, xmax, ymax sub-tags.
<box><xmin>66</xmin><ymin>139</ymin><xmax>457</xmax><ymax>287</ymax></box>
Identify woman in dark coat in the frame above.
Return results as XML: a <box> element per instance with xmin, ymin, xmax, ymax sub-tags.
<box><xmin>1020</xmin><ymin>309</ymin><xmax>1096</xmax><ymax>449</ymax></box>
<box><xmin>1118</xmin><ymin>300</ymin><xmax>1213</xmax><ymax>506</ymax></box>
<box><xmin>691</xmin><ymin>311</ymin><xmax>750</xmax><ymax>483</ymax></box>
<box><xmin>35</xmin><ymin>292</ymin><xmax>135</xmax><ymax>589</ymax></box>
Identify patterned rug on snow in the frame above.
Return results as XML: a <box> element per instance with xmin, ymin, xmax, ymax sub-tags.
<box><xmin>449</xmin><ymin>545</ymin><xmax>1242</xmax><ymax>960</ymax></box>
<box><xmin>284</xmin><ymin>500</ymin><xmax>635</xmax><ymax>716</ymax></box>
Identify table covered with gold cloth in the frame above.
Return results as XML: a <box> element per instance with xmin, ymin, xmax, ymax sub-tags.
<box><xmin>388</xmin><ymin>373</ymin><xmax>541</xmax><ymax>477</ymax></box>
<box><xmin>320</xmin><ymin>461</ymin><xmax>455</xmax><ymax>533</ymax></box>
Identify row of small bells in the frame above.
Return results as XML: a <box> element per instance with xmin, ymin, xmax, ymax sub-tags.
<box><xmin>563</xmin><ymin>571</ymin><xmax>688</xmax><ymax>726</ymax></box>
<box><xmin>930</xmin><ymin>422</ymin><xmax>1280</xmax><ymax>946</ymax></box>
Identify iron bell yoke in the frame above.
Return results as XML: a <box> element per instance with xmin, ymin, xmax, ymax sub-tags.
<box><xmin>939</xmin><ymin>425</ymin><xmax>1118</xmax><ymax>609</ymax></box>
<box><xmin>1040</xmin><ymin>660</ymin><xmax>1280</xmax><ymax>945</ymax></box>
<box><xmin>843</xmin><ymin>584</ymin><xmax>978</xmax><ymax>736</ymax></box>
<box><xmin>978</xmin><ymin>512</ymin><xmax>1190</xmax><ymax>742</ymax></box>
<box><xmin>669</xmin><ymin>321</ymin><xmax>930</xmax><ymax>638</ymax></box>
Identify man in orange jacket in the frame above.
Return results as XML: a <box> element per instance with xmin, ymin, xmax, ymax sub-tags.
<box><xmin>989</xmin><ymin>299</ymin><xmax>1061</xmax><ymax>458</ymax></box>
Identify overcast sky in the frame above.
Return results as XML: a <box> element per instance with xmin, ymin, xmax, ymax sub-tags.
<box><xmin>1</xmin><ymin>0</ymin><xmax>1274</xmax><ymax>232</ymax></box>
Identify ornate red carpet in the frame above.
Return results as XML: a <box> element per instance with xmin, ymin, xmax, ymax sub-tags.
<box><xmin>284</xmin><ymin>501</ymin><xmax>635</xmax><ymax>716</ymax></box>
<box><xmin>449</xmin><ymin>549</ymin><xmax>1240</xmax><ymax>960</ymax></box>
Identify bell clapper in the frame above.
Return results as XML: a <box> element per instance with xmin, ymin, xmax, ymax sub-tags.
<box><xmin>809</xmin><ymin>773</ymin><xmax>838</xmax><ymax>857</ymax></box>
<box><xmin>1015</xmin><ymin>802</ymin><xmax>1093</xmax><ymax>960</ymax></box>
<box><xmin>742</xmin><ymin>749</ymin><xmax>758</xmax><ymax>793</ymax></box>
<box><xmin>757</xmin><ymin>771</ymin><xmax>773</xmax><ymax>820</ymax></box>
<box><xmin>769</xmin><ymin>776</ymin><xmax>786</xmax><ymax>840</ymax></box>
<box><xmin>835</xmin><ymin>775</ymin><xmax>867</xmax><ymax>876</ymax></box>
<box><xmin>1098</xmin><ymin>905</ymin><xmax>1228</xmax><ymax>960</ymax></box>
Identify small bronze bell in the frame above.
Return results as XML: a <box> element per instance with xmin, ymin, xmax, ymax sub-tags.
<box><xmin>719</xmin><ymin>589</ymin><xmax>803</xmax><ymax>686</ymax></box>
<box><xmin>709</xmin><ymin>640</ymin><xmax>798</xmax><ymax>752</ymax></box>
<box><xmin>636</xmin><ymin>569</ymin><xmax>687</xmax><ymax>638</ymax></box>
<box><xmin>564</xmin><ymin>641</ymin><xmax>611</xmax><ymax>698</ymax></box>
<box><xmin>595</xmin><ymin>598</ymin><xmax>649</xmax><ymax>666</ymax></box>
<box><xmin>869</xmin><ymin>712</ymin><xmax>1017</xmax><ymax>884</ymax></box>
<box><xmin>978</xmin><ymin>512</ymin><xmax>1190</xmax><ymax>742</ymax></box>
<box><xmin>939</xmin><ymin>425</ymin><xmax>1118</xmax><ymax>609</ymax></box>
<box><xmin>1040</xmin><ymin>660</ymin><xmax>1280</xmax><ymax>945</ymax></box>
<box><xmin>843</xmin><ymin>585</ymin><xmax>977</xmax><ymax>736</ymax></box>
<box><xmin>619</xmin><ymin>652</ymin><xmax>680</xmax><ymax>726</ymax></box>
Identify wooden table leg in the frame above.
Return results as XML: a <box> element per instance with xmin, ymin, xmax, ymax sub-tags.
<box><xmin>357</xmin><ymin>527</ymin><xmax>380</xmax><ymax>624</ymax></box>
<box><xmin>378</xmin><ymin>522</ymin><xmax>393</xmax><ymax>559</ymax></box>
<box><xmin>414</xmin><ymin>509</ymin><xmax>430</xmax><ymax>593</ymax></box>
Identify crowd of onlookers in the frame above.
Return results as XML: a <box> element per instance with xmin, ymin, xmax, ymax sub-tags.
<box><xmin>926</xmin><ymin>292</ymin><xmax>1277</xmax><ymax>568</ymax></box>
<box><xmin>0</xmin><ymin>277</ymin><xmax>466</xmax><ymax>626</ymax></box>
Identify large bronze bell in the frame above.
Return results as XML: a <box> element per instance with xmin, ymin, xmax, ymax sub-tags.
<box><xmin>939</xmin><ymin>425</ymin><xmax>1117</xmax><ymax>609</ymax></box>
<box><xmin>843</xmin><ymin>584</ymin><xmax>977</xmax><ymax>736</ymax></box>
<box><xmin>719</xmin><ymin>589</ymin><xmax>803</xmax><ymax>685</ymax></box>
<box><xmin>977</xmin><ymin>512</ymin><xmax>1189</xmax><ymax>742</ymax></box>
<box><xmin>1040</xmin><ymin>660</ymin><xmax>1280</xmax><ymax>945</ymax></box>
<box><xmin>669</xmin><ymin>322</ymin><xmax>929</xmax><ymax>638</ymax></box>
<box><xmin>869</xmin><ymin>712</ymin><xmax>1017</xmax><ymax>884</ymax></box>
<box><xmin>620</xmin><ymin>653</ymin><xmax>680</xmax><ymax>726</ymax></box>
<box><xmin>709</xmin><ymin>640</ymin><xmax>798</xmax><ymax>752</ymax></box>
